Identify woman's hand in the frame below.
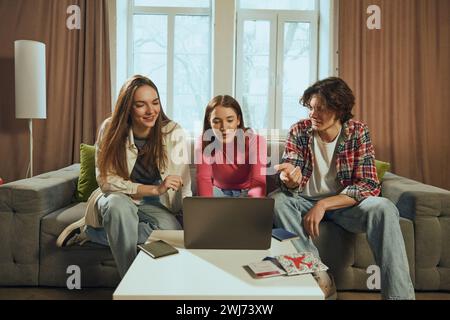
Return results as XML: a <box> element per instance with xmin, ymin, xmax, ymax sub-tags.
<box><xmin>157</xmin><ymin>175</ymin><xmax>183</xmax><ymax>194</ymax></box>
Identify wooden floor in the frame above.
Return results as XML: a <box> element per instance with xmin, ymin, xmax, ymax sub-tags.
<box><xmin>337</xmin><ymin>291</ymin><xmax>450</xmax><ymax>300</ymax></box>
<box><xmin>0</xmin><ymin>288</ymin><xmax>449</xmax><ymax>300</ymax></box>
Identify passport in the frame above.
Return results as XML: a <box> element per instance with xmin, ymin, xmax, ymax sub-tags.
<box><xmin>138</xmin><ymin>240</ymin><xmax>179</xmax><ymax>259</ymax></box>
<box><xmin>272</xmin><ymin>228</ymin><xmax>300</xmax><ymax>242</ymax></box>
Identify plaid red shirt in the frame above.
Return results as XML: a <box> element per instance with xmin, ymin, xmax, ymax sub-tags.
<box><xmin>280</xmin><ymin>119</ymin><xmax>380</xmax><ymax>202</ymax></box>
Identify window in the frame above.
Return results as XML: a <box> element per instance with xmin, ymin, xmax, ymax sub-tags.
<box><xmin>135</xmin><ymin>0</ymin><xmax>210</xmax><ymax>8</ymax></box>
<box><xmin>236</xmin><ymin>0</ymin><xmax>318</xmax><ymax>130</ymax></box>
<box><xmin>239</xmin><ymin>0</ymin><xmax>315</xmax><ymax>11</ymax></box>
<box><xmin>116</xmin><ymin>0</ymin><xmax>336</xmax><ymax>134</ymax></box>
<box><xmin>130</xmin><ymin>0</ymin><xmax>211</xmax><ymax>132</ymax></box>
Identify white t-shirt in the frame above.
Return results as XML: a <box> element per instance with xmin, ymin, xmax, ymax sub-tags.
<box><xmin>301</xmin><ymin>129</ymin><xmax>344</xmax><ymax>200</ymax></box>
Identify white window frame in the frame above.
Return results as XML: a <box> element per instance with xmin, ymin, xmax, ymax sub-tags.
<box><xmin>127</xmin><ymin>0</ymin><xmax>212</xmax><ymax>120</ymax></box>
<box><xmin>276</xmin><ymin>12</ymin><xmax>318</xmax><ymax>130</ymax></box>
<box><xmin>112</xmin><ymin>0</ymin><xmax>338</xmax><ymax>136</ymax></box>
<box><xmin>235</xmin><ymin>6</ymin><xmax>319</xmax><ymax>132</ymax></box>
<box><xmin>235</xmin><ymin>11</ymin><xmax>277</xmax><ymax>131</ymax></box>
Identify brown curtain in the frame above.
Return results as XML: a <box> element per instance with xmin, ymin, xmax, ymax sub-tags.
<box><xmin>0</xmin><ymin>0</ymin><xmax>111</xmax><ymax>183</ymax></box>
<box><xmin>339</xmin><ymin>0</ymin><xmax>450</xmax><ymax>190</ymax></box>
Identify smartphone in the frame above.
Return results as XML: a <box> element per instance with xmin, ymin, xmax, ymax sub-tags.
<box><xmin>138</xmin><ymin>240</ymin><xmax>179</xmax><ymax>259</ymax></box>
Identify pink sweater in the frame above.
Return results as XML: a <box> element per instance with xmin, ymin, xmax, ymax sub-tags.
<box><xmin>195</xmin><ymin>132</ymin><xmax>267</xmax><ymax>197</ymax></box>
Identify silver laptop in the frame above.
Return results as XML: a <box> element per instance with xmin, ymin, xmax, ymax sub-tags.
<box><xmin>183</xmin><ymin>197</ymin><xmax>274</xmax><ymax>250</ymax></box>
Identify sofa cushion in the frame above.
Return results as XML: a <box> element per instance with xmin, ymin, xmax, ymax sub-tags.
<box><xmin>314</xmin><ymin>217</ymin><xmax>415</xmax><ymax>290</ymax></box>
<box><xmin>375</xmin><ymin>160</ymin><xmax>390</xmax><ymax>181</ymax></box>
<box><xmin>40</xmin><ymin>203</ymin><xmax>119</xmax><ymax>288</ymax></box>
<box><xmin>41</xmin><ymin>202</ymin><xmax>87</xmax><ymax>237</ymax></box>
<box><xmin>76</xmin><ymin>144</ymin><xmax>98</xmax><ymax>202</ymax></box>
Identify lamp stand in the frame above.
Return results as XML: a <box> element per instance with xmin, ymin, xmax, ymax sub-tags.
<box><xmin>29</xmin><ymin>119</ymin><xmax>33</xmax><ymax>177</ymax></box>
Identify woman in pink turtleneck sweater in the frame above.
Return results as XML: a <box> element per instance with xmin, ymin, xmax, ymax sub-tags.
<box><xmin>195</xmin><ymin>95</ymin><xmax>267</xmax><ymax>198</ymax></box>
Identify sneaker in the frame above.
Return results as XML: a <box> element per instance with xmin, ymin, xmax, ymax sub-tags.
<box><xmin>65</xmin><ymin>230</ymin><xmax>89</xmax><ymax>246</ymax></box>
<box><xmin>313</xmin><ymin>271</ymin><xmax>338</xmax><ymax>300</ymax></box>
<box><xmin>56</xmin><ymin>217</ymin><xmax>85</xmax><ymax>247</ymax></box>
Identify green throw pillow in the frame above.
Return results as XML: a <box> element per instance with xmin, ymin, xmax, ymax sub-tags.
<box><xmin>375</xmin><ymin>160</ymin><xmax>391</xmax><ymax>181</ymax></box>
<box><xmin>76</xmin><ymin>144</ymin><xmax>98</xmax><ymax>202</ymax></box>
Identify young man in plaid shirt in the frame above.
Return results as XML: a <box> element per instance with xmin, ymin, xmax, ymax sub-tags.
<box><xmin>272</xmin><ymin>77</ymin><xmax>414</xmax><ymax>300</ymax></box>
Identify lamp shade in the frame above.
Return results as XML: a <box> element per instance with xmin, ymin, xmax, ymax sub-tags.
<box><xmin>15</xmin><ymin>40</ymin><xmax>47</xmax><ymax>119</ymax></box>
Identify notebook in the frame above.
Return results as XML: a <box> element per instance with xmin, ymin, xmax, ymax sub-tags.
<box><xmin>138</xmin><ymin>240</ymin><xmax>179</xmax><ymax>259</ymax></box>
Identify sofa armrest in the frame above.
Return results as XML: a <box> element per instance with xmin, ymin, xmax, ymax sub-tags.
<box><xmin>0</xmin><ymin>164</ymin><xmax>80</xmax><ymax>286</ymax></box>
<box><xmin>0</xmin><ymin>164</ymin><xmax>80</xmax><ymax>216</ymax></box>
<box><xmin>381</xmin><ymin>172</ymin><xmax>450</xmax><ymax>220</ymax></box>
<box><xmin>382</xmin><ymin>174</ymin><xmax>450</xmax><ymax>290</ymax></box>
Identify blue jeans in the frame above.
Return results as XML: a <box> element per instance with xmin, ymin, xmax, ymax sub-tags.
<box><xmin>86</xmin><ymin>193</ymin><xmax>182</xmax><ymax>278</ymax></box>
<box><xmin>213</xmin><ymin>186</ymin><xmax>249</xmax><ymax>198</ymax></box>
<box><xmin>271</xmin><ymin>190</ymin><xmax>415</xmax><ymax>300</ymax></box>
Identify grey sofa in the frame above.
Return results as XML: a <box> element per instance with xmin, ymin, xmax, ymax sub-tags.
<box><xmin>1</xmin><ymin>140</ymin><xmax>449</xmax><ymax>291</ymax></box>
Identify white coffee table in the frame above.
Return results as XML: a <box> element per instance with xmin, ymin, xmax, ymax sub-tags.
<box><xmin>113</xmin><ymin>230</ymin><xmax>323</xmax><ymax>300</ymax></box>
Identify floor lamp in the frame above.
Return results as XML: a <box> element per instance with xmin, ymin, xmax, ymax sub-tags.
<box><xmin>15</xmin><ymin>40</ymin><xmax>47</xmax><ymax>178</ymax></box>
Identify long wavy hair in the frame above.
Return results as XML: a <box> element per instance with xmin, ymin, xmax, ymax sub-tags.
<box><xmin>97</xmin><ymin>75</ymin><xmax>171</xmax><ymax>180</ymax></box>
<box><xmin>201</xmin><ymin>95</ymin><xmax>246</xmax><ymax>151</ymax></box>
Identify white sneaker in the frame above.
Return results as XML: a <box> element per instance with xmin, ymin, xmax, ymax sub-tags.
<box><xmin>56</xmin><ymin>217</ymin><xmax>86</xmax><ymax>247</ymax></box>
<box><xmin>65</xmin><ymin>230</ymin><xmax>89</xmax><ymax>246</ymax></box>
<box><xmin>313</xmin><ymin>271</ymin><xmax>338</xmax><ymax>300</ymax></box>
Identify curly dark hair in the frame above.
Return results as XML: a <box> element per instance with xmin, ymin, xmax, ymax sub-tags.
<box><xmin>300</xmin><ymin>77</ymin><xmax>355</xmax><ymax>123</ymax></box>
